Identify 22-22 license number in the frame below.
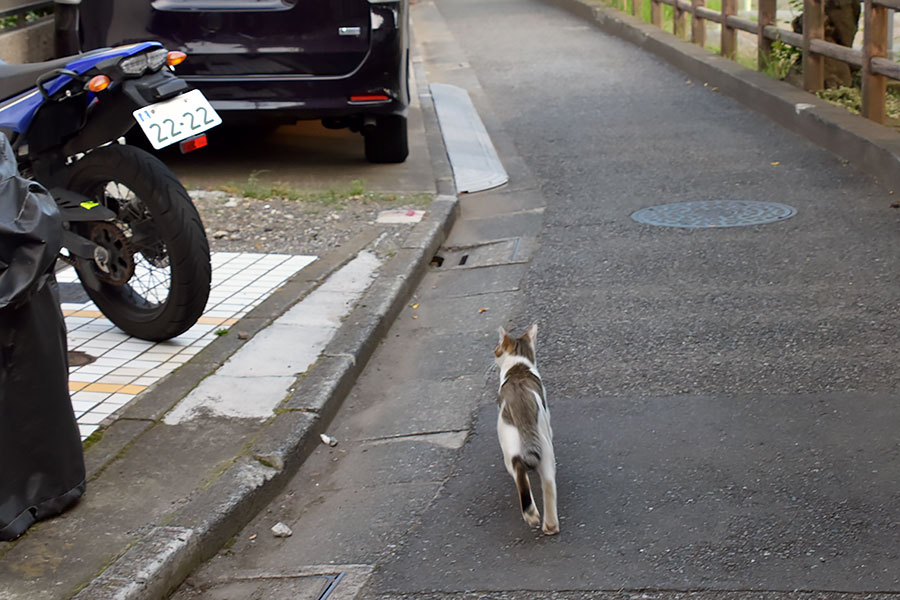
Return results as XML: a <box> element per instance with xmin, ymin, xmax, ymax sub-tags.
<box><xmin>133</xmin><ymin>89</ymin><xmax>222</xmax><ymax>150</ymax></box>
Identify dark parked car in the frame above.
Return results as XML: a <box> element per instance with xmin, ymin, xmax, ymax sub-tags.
<box><xmin>68</xmin><ymin>0</ymin><xmax>410</xmax><ymax>163</ymax></box>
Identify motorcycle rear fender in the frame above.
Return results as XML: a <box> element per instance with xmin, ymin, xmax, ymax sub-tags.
<box><xmin>61</xmin><ymin>70</ymin><xmax>190</xmax><ymax>157</ymax></box>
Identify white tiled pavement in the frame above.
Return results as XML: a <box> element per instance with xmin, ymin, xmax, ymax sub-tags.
<box><xmin>59</xmin><ymin>252</ymin><xmax>316</xmax><ymax>440</ymax></box>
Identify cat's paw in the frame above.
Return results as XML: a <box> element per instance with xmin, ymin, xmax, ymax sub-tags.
<box><xmin>542</xmin><ymin>521</ymin><xmax>559</xmax><ymax>535</ymax></box>
<box><xmin>523</xmin><ymin>508</ymin><xmax>541</xmax><ymax>528</ymax></box>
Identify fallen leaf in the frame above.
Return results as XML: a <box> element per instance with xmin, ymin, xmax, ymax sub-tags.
<box><xmin>770</xmin><ymin>161</ymin><xmax>780</xmax><ymax>166</ymax></box>
<box><xmin>479</xmin><ymin>308</ymin><xmax>488</xmax><ymax>314</ymax></box>
<box><xmin>412</xmin><ymin>315</ymin><xmax>418</xmax><ymax>319</ymax></box>
<box><xmin>411</xmin><ymin>304</ymin><xmax>419</xmax><ymax>309</ymax></box>
<box><xmin>249</xmin><ymin>533</ymin><xmax>257</xmax><ymax>541</ymax></box>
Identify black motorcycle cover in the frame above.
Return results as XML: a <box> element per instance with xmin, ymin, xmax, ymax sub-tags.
<box><xmin>0</xmin><ymin>137</ymin><xmax>86</xmax><ymax>541</ymax></box>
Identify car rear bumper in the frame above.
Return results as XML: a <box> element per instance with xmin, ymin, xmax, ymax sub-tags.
<box><xmin>180</xmin><ymin>2</ymin><xmax>409</xmax><ymax>122</ymax></box>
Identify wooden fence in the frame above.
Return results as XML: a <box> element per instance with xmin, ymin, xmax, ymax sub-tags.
<box><xmin>618</xmin><ymin>0</ymin><xmax>899</xmax><ymax>124</ymax></box>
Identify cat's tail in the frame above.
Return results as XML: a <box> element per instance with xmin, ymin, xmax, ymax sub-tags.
<box><xmin>512</xmin><ymin>455</ymin><xmax>540</xmax><ymax>526</ymax></box>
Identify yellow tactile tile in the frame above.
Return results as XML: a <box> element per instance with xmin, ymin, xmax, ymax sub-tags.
<box><xmin>196</xmin><ymin>316</ymin><xmax>241</xmax><ymax>326</ymax></box>
<box><xmin>62</xmin><ymin>310</ymin><xmax>105</xmax><ymax>318</ymax></box>
<box><xmin>197</xmin><ymin>316</ymin><xmax>227</xmax><ymax>325</ymax></box>
<box><xmin>80</xmin><ymin>382</ymin><xmax>148</xmax><ymax>395</ymax></box>
<box><xmin>117</xmin><ymin>384</ymin><xmax>147</xmax><ymax>395</ymax></box>
<box><xmin>68</xmin><ymin>381</ymin><xmax>89</xmax><ymax>392</ymax></box>
<box><xmin>84</xmin><ymin>383</ymin><xmax>127</xmax><ymax>393</ymax></box>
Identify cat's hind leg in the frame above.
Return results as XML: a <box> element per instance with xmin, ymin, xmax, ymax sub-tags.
<box><xmin>512</xmin><ymin>456</ymin><xmax>541</xmax><ymax>527</ymax></box>
<box><xmin>538</xmin><ymin>450</ymin><xmax>559</xmax><ymax>535</ymax></box>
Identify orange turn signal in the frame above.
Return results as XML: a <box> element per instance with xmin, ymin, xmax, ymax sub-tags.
<box><xmin>87</xmin><ymin>75</ymin><xmax>110</xmax><ymax>93</ymax></box>
<box><xmin>167</xmin><ymin>51</ymin><xmax>187</xmax><ymax>67</ymax></box>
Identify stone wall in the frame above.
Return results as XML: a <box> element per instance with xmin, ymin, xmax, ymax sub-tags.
<box><xmin>0</xmin><ymin>18</ymin><xmax>54</xmax><ymax>63</ymax></box>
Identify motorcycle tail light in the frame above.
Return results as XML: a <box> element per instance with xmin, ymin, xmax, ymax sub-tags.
<box><xmin>119</xmin><ymin>53</ymin><xmax>149</xmax><ymax>76</ymax></box>
<box><xmin>87</xmin><ymin>75</ymin><xmax>110</xmax><ymax>92</ymax></box>
<box><xmin>167</xmin><ymin>51</ymin><xmax>187</xmax><ymax>67</ymax></box>
<box><xmin>147</xmin><ymin>48</ymin><xmax>168</xmax><ymax>71</ymax></box>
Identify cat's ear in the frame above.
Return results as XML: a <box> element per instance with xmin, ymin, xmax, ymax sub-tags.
<box><xmin>525</xmin><ymin>323</ymin><xmax>538</xmax><ymax>345</ymax></box>
<box><xmin>497</xmin><ymin>326</ymin><xmax>508</xmax><ymax>343</ymax></box>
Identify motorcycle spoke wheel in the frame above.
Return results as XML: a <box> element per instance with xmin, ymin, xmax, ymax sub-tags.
<box><xmin>66</xmin><ymin>144</ymin><xmax>211</xmax><ymax>342</ymax></box>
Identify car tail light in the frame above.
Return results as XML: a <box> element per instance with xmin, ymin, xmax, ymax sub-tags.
<box><xmin>350</xmin><ymin>94</ymin><xmax>390</xmax><ymax>102</ymax></box>
<box><xmin>179</xmin><ymin>134</ymin><xmax>208</xmax><ymax>154</ymax></box>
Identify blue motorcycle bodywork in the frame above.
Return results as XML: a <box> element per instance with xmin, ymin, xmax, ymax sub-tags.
<box><xmin>0</xmin><ymin>42</ymin><xmax>162</xmax><ymax>133</ymax></box>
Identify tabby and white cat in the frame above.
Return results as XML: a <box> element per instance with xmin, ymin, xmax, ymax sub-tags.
<box><xmin>494</xmin><ymin>324</ymin><xmax>559</xmax><ymax>535</ymax></box>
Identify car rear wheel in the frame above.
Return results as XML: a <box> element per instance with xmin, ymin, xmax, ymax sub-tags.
<box><xmin>364</xmin><ymin>115</ymin><xmax>408</xmax><ymax>164</ymax></box>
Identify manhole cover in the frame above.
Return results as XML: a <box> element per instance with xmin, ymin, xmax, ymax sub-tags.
<box><xmin>631</xmin><ymin>200</ymin><xmax>797</xmax><ymax>228</ymax></box>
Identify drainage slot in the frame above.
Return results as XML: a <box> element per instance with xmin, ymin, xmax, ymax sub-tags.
<box><xmin>431</xmin><ymin>255</ymin><xmax>445</xmax><ymax>268</ymax></box>
<box><xmin>458</xmin><ymin>254</ymin><xmax>469</xmax><ymax>266</ymax></box>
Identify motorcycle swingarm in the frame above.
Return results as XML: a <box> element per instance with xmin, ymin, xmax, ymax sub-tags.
<box><xmin>52</xmin><ymin>188</ymin><xmax>116</xmax><ymax>222</ymax></box>
<box><xmin>53</xmin><ymin>188</ymin><xmax>116</xmax><ymax>291</ymax></box>
<box><xmin>60</xmin><ymin>229</ymin><xmax>104</xmax><ymax>291</ymax></box>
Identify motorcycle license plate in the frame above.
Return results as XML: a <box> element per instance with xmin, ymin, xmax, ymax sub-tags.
<box><xmin>132</xmin><ymin>89</ymin><xmax>222</xmax><ymax>150</ymax></box>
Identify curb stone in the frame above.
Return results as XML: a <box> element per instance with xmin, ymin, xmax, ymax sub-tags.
<box><xmin>545</xmin><ymin>0</ymin><xmax>900</xmax><ymax>193</ymax></box>
<box><xmin>71</xmin><ymin>26</ymin><xmax>459</xmax><ymax>600</ymax></box>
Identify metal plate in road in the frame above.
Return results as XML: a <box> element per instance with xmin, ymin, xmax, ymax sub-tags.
<box><xmin>430</xmin><ymin>82</ymin><xmax>509</xmax><ymax>193</ymax></box>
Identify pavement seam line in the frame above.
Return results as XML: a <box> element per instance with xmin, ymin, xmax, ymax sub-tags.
<box><xmin>356</xmin><ymin>428</ymin><xmax>470</xmax><ymax>443</ymax></box>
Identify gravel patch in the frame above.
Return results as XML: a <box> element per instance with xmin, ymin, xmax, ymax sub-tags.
<box><xmin>189</xmin><ymin>189</ymin><xmax>431</xmax><ymax>257</ymax></box>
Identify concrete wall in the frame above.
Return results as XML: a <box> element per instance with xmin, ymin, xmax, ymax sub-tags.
<box><xmin>0</xmin><ymin>18</ymin><xmax>54</xmax><ymax>63</ymax></box>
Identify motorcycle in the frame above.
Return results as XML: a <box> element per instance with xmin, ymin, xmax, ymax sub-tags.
<box><xmin>0</xmin><ymin>42</ymin><xmax>220</xmax><ymax>342</ymax></box>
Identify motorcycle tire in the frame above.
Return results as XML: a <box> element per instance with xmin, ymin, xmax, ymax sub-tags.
<box><xmin>65</xmin><ymin>144</ymin><xmax>211</xmax><ymax>342</ymax></box>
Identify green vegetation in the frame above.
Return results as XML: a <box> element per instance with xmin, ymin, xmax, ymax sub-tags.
<box><xmin>0</xmin><ymin>8</ymin><xmax>52</xmax><ymax>31</ymax></box>
<box><xmin>759</xmin><ymin>39</ymin><xmax>802</xmax><ymax>80</ymax></box>
<box><xmin>82</xmin><ymin>429</ymin><xmax>104</xmax><ymax>451</ymax></box>
<box><xmin>220</xmin><ymin>171</ymin><xmax>432</xmax><ymax>210</ymax></box>
<box><xmin>816</xmin><ymin>86</ymin><xmax>900</xmax><ymax>121</ymax></box>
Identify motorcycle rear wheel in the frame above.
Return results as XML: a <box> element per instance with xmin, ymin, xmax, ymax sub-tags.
<box><xmin>66</xmin><ymin>144</ymin><xmax>211</xmax><ymax>342</ymax></box>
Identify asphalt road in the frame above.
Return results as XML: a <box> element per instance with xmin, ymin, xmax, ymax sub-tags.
<box><xmin>171</xmin><ymin>0</ymin><xmax>900</xmax><ymax>597</ymax></box>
